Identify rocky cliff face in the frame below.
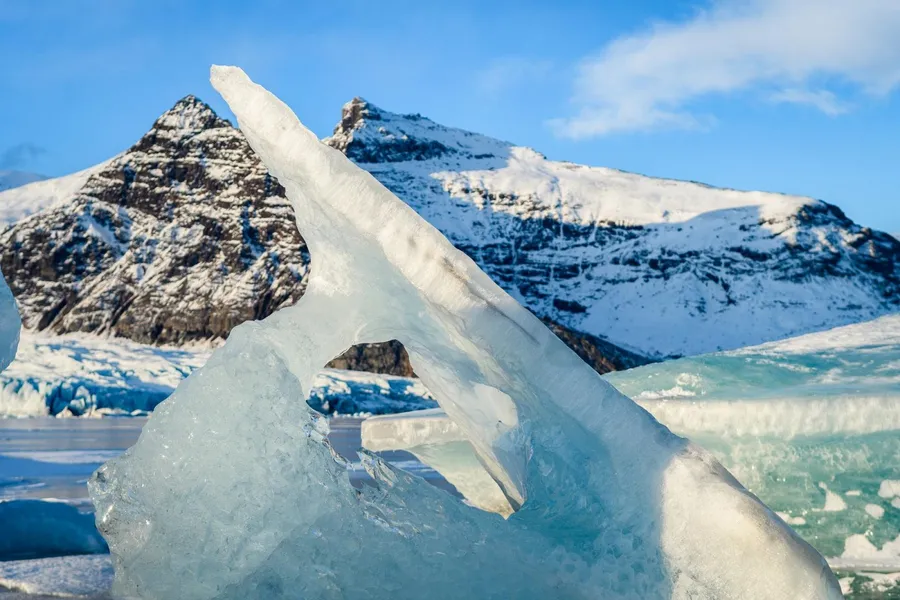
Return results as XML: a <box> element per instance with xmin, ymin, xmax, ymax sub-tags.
<box><xmin>0</xmin><ymin>97</ymin><xmax>646</xmax><ymax>375</ymax></box>
<box><xmin>325</xmin><ymin>98</ymin><xmax>900</xmax><ymax>358</ymax></box>
<box><xmin>0</xmin><ymin>97</ymin><xmax>308</xmax><ymax>346</ymax></box>
<box><xmin>327</xmin><ymin>323</ymin><xmax>649</xmax><ymax>378</ymax></box>
<box><xmin>2</xmin><ymin>95</ymin><xmax>897</xmax><ymax>367</ymax></box>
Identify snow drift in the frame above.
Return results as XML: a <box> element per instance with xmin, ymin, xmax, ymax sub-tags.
<box><xmin>89</xmin><ymin>66</ymin><xmax>841</xmax><ymax>600</ymax></box>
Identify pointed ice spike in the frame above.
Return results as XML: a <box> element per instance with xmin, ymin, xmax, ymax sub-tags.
<box><xmin>87</xmin><ymin>65</ymin><xmax>842</xmax><ymax>600</ymax></box>
<box><xmin>0</xmin><ymin>269</ymin><xmax>19</xmax><ymax>371</ymax></box>
<box><xmin>209</xmin><ymin>65</ymin><xmax>841</xmax><ymax>599</ymax></box>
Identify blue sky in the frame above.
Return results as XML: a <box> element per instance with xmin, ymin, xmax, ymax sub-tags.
<box><xmin>2</xmin><ymin>0</ymin><xmax>898</xmax><ymax>231</ymax></box>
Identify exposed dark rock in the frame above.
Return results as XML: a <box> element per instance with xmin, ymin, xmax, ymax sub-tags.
<box><xmin>7</xmin><ymin>94</ymin><xmax>895</xmax><ymax>368</ymax></box>
<box><xmin>541</xmin><ymin>319</ymin><xmax>652</xmax><ymax>373</ymax></box>
<box><xmin>0</xmin><ymin>96</ymin><xmax>309</xmax><ymax>345</ymax></box>
<box><xmin>324</xmin><ymin>318</ymin><xmax>651</xmax><ymax>378</ymax></box>
<box><xmin>327</xmin><ymin>340</ymin><xmax>414</xmax><ymax>377</ymax></box>
<box><xmin>0</xmin><ymin>96</ymin><xmax>648</xmax><ymax>375</ymax></box>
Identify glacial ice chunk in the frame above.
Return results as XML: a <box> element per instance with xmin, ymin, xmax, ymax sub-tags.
<box><xmin>89</xmin><ymin>66</ymin><xmax>842</xmax><ymax>600</ymax></box>
<box><xmin>362</xmin><ymin>408</ymin><xmax>514</xmax><ymax>516</ymax></box>
<box><xmin>0</xmin><ymin>265</ymin><xmax>20</xmax><ymax>371</ymax></box>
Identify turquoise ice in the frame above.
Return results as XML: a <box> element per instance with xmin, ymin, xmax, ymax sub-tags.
<box><xmin>89</xmin><ymin>66</ymin><xmax>841</xmax><ymax>600</ymax></box>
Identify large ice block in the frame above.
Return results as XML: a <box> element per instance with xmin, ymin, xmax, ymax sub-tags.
<box><xmin>89</xmin><ymin>66</ymin><xmax>842</xmax><ymax>600</ymax></box>
<box><xmin>0</xmin><ymin>266</ymin><xmax>20</xmax><ymax>371</ymax></box>
<box><xmin>362</xmin><ymin>409</ymin><xmax>514</xmax><ymax>516</ymax></box>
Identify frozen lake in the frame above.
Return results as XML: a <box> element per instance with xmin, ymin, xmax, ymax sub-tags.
<box><xmin>0</xmin><ymin>416</ymin><xmax>453</xmax><ymax>509</ymax></box>
<box><xmin>0</xmin><ymin>418</ymin><xmax>142</xmax><ymax>508</ymax></box>
<box><xmin>0</xmin><ymin>416</ymin><xmax>457</xmax><ymax>598</ymax></box>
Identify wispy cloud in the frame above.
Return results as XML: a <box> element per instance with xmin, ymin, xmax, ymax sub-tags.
<box><xmin>769</xmin><ymin>88</ymin><xmax>850</xmax><ymax>116</ymax></box>
<box><xmin>475</xmin><ymin>56</ymin><xmax>552</xmax><ymax>97</ymax></box>
<box><xmin>551</xmin><ymin>0</ymin><xmax>900</xmax><ymax>138</ymax></box>
<box><xmin>0</xmin><ymin>143</ymin><xmax>46</xmax><ymax>169</ymax></box>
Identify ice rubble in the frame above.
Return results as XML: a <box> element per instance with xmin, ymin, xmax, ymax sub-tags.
<box><xmin>89</xmin><ymin>66</ymin><xmax>842</xmax><ymax>600</ymax></box>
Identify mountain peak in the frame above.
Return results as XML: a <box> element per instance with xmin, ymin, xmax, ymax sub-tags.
<box><xmin>150</xmin><ymin>95</ymin><xmax>230</xmax><ymax>139</ymax></box>
<box><xmin>325</xmin><ymin>97</ymin><xmax>510</xmax><ymax>165</ymax></box>
<box><xmin>337</xmin><ymin>97</ymin><xmax>381</xmax><ymax>131</ymax></box>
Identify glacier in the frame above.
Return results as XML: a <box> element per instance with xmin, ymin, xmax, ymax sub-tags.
<box><xmin>89</xmin><ymin>66</ymin><xmax>841</xmax><ymax>600</ymax></box>
<box><xmin>0</xmin><ymin>332</ymin><xmax>208</xmax><ymax>417</ymax></box>
<box><xmin>0</xmin><ymin>331</ymin><xmax>433</xmax><ymax>418</ymax></box>
<box><xmin>0</xmin><ymin>554</ymin><xmax>114</xmax><ymax>598</ymax></box>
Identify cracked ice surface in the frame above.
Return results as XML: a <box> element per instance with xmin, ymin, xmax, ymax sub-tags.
<box><xmin>89</xmin><ymin>66</ymin><xmax>842</xmax><ymax>600</ymax></box>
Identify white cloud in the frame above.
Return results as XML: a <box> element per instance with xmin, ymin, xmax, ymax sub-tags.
<box><xmin>475</xmin><ymin>57</ymin><xmax>552</xmax><ymax>97</ymax></box>
<box><xmin>769</xmin><ymin>88</ymin><xmax>850</xmax><ymax>115</ymax></box>
<box><xmin>552</xmin><ymin>0</ymin><xmax>900</xmax><ymax>138</ymax></box>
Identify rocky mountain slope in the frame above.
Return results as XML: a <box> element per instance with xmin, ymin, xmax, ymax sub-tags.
<box><xmin>1</xmin><ymin>95</ymin><xmax>897</xmax><ymax>365</ymax></box>
<box><xmin>324</xmin><ymin>98</ymin><xmax>900</xmax><ymax>357</ymax></box>
<box><xmin>0</xmin><ymin>97</ymin><xmax>309</xmax><ymax>346</ymax></box>
<box><xmin>0</xmin><ymin>166</ymin><xmax>104</xmax><ymax>227</ymax></box>
<box><xmin>0</xmin><ymin>97</ymin><xmax>645</xmax><ymax>376</ymax></box>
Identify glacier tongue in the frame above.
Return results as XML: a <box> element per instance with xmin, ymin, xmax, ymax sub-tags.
<box><xmin>89</xmin><ymin>65</ymin><xmax>841</xmax><ymax>600</ymax></box>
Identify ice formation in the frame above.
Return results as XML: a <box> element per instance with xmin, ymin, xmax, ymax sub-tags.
<box><xmin>90</xmin><ymin>66</ymin><xmax>842</xmax><ymax>600</ymax></box>
<box><xmin>0</xmin><ymin>264</ymin><xmax>20</xmax><ymax>372</ymax></box>
<box><xmin>363</xmin><ymin>408</ymin><xmax>514</xmax><ymax>516</ymax></box>
<box><xmin>365</xmin><ymin>313</ymin><xmax>900</xmax><ymax>564</ymax></box>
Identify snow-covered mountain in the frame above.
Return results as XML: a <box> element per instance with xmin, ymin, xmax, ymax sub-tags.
<box><xmin>0</xmin><ymin>97</ymin><xmax>643</xmax><ymax>375</ymax></box>
<box><xmin>0</xmin><ymin>170</ymin><xmax>57</xmax><ymax>224</ymax></box>
<box><xmin>0</xmin><ymin>170</ymin><xmax>47</xmax><ymax>193</ymax></box>
<box><xmin>0</xmin><ymin>97</ymin><xmax>309</xmax><ymax>346</ymax></box>
<box><xmin>0</xmin><ymin>166</ymin><xmax>102</xmax><ymax>226</ymax></box>
<box><xmin>325</xmin><ymin>98</ymin><xmax>900</xmax><ymax>357</ymax></box>
<box><xmin>1</xmin><ymin>95</ymin><xmax>897</xmax><ymax>361</ymax></box>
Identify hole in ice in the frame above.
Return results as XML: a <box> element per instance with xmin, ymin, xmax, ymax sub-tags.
<box><xmin>84</xmin><ymin>67</ymin><xmax>845</xmax><ymax>600</ymax></box>
<box><xmin>306</xmin><ymin>340</ymin><xmax>432</xmax><ymax>417</ymax></box>
<box><xmin>309</xmin><ymin>340</ymin><xmax>471</xmax><ymax>506</ymax></box>
<box><xmin>311</xmin><ymin>337</ymin><xmax>526</xmax><ymax>517</ymax></box>
<box><xmin>325</xmin><ymin>339</ymin><xmax>415</xmax><ymax>377</ymax></box>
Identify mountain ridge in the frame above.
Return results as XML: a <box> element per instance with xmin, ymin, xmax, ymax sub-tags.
<box><xmin>0</xmin><ymin>95</ymin><xmax>309</xmax><ymax>346</ymax></box>
<box><xmin>0</xmin><ymin>170</ymin><xmax>47</xmax><ymax>193</ymax></box>
<box><xmin>321</xmin><ymin>97</ymin><xmax>900</xmax><ymax>357</ymax></box>
<box><xmin>1</xmin><ymin>94</ymin><xmax>897</xmax><ymax>362</ymax></box>
<box><xmin>0</xmin><ymin>95</ymin><xmax>647</xmax><ymax>376</ymax></box>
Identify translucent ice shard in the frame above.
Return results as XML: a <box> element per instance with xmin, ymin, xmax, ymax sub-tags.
<box><xmin>0</xmin><ymin>266</ymin><xmax>20</xmax><ymax>371</ymax></box>
<box><xmin>89</xmin><ymin>66</ymin><xmax>842</xmax><ymax>600</ymax></box>
<box><xmin>362</xmin><ymin>408</ymin><xmax>515</xmax><ymax>517</ymax></box>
